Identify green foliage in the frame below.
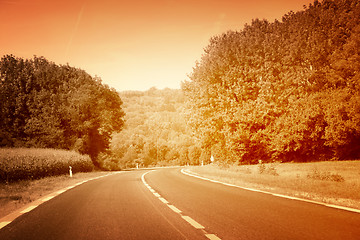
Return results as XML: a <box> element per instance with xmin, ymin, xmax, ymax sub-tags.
<box><xmin>182</xmin><ymin>0</ymin><xmax>360</xmax><ymax>163</ymax></box>
<box><xmin>107</xmin><ymin>88</ymin><xmax>199</xmax><ymax>169</ymax></box>
<box><xmin>0</xmin><ymin>148</ymin><xmax>94</xmax><ymax>182</ymax></box>
<box><xmin>0</xmin><ymin>55</ymin><xmax>125</xmax><ymax>167</ymax></box>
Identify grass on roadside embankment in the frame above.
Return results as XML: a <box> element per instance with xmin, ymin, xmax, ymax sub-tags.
<box><xmin>187</xmin><ymin>161</ymin><xmax>360</xmax><ymax>210</ymax></box>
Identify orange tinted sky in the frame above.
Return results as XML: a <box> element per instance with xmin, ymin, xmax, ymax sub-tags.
<box><xmin>0</xmin><ymin>0</ymin><xmax>313</xmax><ymax>91</ymax></box>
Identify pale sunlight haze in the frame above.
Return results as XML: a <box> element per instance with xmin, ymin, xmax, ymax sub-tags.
<box><xmin>0</xmin><ymin>0</ymin><xmax>313</xmax><ymax>91</ymax></box>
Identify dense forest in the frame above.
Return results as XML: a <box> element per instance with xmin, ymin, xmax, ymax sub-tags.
<box><xmin>0</xmin><ymin>55</ymin><xmax>125</xmax><ymax>168</ymax></box>
<box><xmin>102</xmin><ymin>88</ymin><xmax>206</xmax><ymax>169</ymax></box>
<box><xmin>182</xmin><ymin>0</ymin><xmax>360</xmax><ymax>164</ymax></box>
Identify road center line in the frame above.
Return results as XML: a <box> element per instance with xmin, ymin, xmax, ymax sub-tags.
<box><xmin>206</xmin><ymin>234</ymin><xmax>222</xmax><ymax>240</ymax></box>
<box><xmin>141</xmin><ymin>170</ymin><xmax>222</xmax><ymax>240</ymax></box>
<box><xmin>167</xmin><ymin>204</ymin><xmax>182</xmax><ymax>213</ymax></box>
<box><xmin>159</xmin><ymin>197</ymin><xmax>169</xmax><ymax>204</ymax></box>
<box><xmin>181</xmin><ymin>216</ymin><xmax>205</xmax><ymax>229</ymax></box>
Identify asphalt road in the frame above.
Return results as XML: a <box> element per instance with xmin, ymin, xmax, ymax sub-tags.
<box><xmin>1</xmin><ymin>168</ymin><xmax>360</xmax><ymax>240</ymax></box>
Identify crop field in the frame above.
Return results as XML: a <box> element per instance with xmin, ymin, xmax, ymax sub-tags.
<box><xmin>188</xmin><ymin>161</ymin><xmax>360</xmax><ymax>210</ymax></box>
<box><xmin>0</xmin><ymin>148</ymin><xmax>94</xmax><ymax>182</ymax></box>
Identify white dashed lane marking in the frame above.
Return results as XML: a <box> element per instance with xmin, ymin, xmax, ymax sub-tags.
<box><xmin>167</xmin><ymin>204</ymin><xmax>182</xmax><ymax>214</ymax></box>
<box><xmin>206</xmin><ymin>234</ymin><xmax>222</xmax><ymax>240</ymax></box>
<box><xmin>159</xmin><ymin>197</ymin><xmax>169</xmax><ymax>204</ymax></box>
<box><xmin>141</xmin><ymin>170</ymin><xmax>221</xmax><ymax>240</ymax></box>
<box><xmin>181</xmin><ymin>216</ymin><xmax>205</xmax><ymax>229</ymax></box>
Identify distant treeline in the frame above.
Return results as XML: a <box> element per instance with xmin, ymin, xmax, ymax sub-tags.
<box><xmin>0</xmin><ymin>55</ymin><xmax>125</xmax><ymax>168</ymax></box>
<box><xmin>104</xmin><ymin>88</ymin><xmax>203</xmax><ymax>169</ymax></box>
<box><xmin>183</xmin><ymin>0</ymin><xmax>360</xmax><ymax>163</ymax></box>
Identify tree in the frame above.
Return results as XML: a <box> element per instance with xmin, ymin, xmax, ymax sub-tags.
<box><xmin>182</xmin><ymin>0</ymin><xmax>360</xmax><ymax>163</ymax></box>
<box><xmin>0</xmin><ymin>55</ymin><xmax>125</xmax><ymax>168</ymax></box>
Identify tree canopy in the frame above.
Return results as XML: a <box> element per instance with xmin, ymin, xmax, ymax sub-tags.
<box><xmin>0</xmin><ymin>55</ymin><xmax>125</xmax><ymax>168</ymax></box>
<box><xmin>182</xmin><ymin>0</ymin><xmax>360</xmax><ymax>163</ymax></box>
<box><xmin>106</xmin><ymin>88</ymin><xmax>202</xmax><ymax>169</ymax></box>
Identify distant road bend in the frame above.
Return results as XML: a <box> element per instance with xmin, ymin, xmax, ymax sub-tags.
<box><xmin>1</xmin><ymin>168</ymin><xmax>359</xmax><ymax>240</ymax></box>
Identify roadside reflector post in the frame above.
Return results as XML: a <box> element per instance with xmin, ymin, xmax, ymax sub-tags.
<box><xmin>69</xmin><ymin>166</ymin><xmax>73</xmax><ymax>177</ymax></box>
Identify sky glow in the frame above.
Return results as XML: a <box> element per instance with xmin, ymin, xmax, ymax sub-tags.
<box><xmin>0</xmin><ymin>0</ymin><xmax>313</xmax><ymax>91</ymax></box>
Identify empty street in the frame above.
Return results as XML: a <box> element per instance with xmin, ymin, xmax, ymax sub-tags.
<box><xmin>1</xmin><ymin>168</ymin><xmax>359</xmax><ymax>240</ymax></box>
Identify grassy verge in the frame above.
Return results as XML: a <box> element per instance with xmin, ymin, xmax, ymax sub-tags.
<box><xmin>187</xmin><ymin>161</ymin><xmax>360</xmax><ymax>210</ymax></box>
<box><xmin>0</xmin><ymin>171</ymin><xmax>110</xmax><ymax>219</ymax></box>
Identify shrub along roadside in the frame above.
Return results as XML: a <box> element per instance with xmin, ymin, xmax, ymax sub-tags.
<box><xmin>0</xmin><ymin>148</ymin><xmax>94</xmax><ymax>182</ymax></box>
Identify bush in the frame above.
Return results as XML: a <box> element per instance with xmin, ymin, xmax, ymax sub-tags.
<box><xmin>258</xmin><ymin>161</ymin><xmax>279</xmax><ymax>176</ymax></box>
<box><xmin>0</xmin><ymin>148</ymin><xmax>94</xmax><ymax>182</ymax></box>
<box><xmin>307</xmin><ymin>169</ymin><xmax>345</xmax><ymax>182</ymax></box>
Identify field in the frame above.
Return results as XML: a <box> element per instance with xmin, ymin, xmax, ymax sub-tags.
<box><xmin>0</xmin><ymin>148</ymin><xmax>94</xmax><ymax>182</ymax></box>
<box><xmin>187</xmin><ymin>161</ymin><xmax>360</xmax><ymax>210</ymax></box>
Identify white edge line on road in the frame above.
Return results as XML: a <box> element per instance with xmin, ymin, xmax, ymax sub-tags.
<box><xmin>0</xmin><ymin>222</ymin><xmax>11</xmax><ymax>229</ymax></box>
<box><xmin>0</xmin><ymin>172</ymin><xmax>120</xmax><ymax>230</ymax></box>
<box><xmin>181</xmin><ymin>168</ymin><xmax>360</xmax><ymax>214</ymax></box>
<box><xmin>41</xmin><ymin>196</ymin><xmax>55</xmax><ymax>202</ymax></box>
<box><xmin>141</xmin><ymin>170</ymin><xmax>221</xmax><ymax>240</ymax></box>
<box><xmin>20</xmin><ymin>205</ymin><xmax>38</xmax><ymax>214</ymax></box>
<box><xmin>56</xmin><ymin>189</ymin><xmax>66</xmax><ymax>194</ymax></box>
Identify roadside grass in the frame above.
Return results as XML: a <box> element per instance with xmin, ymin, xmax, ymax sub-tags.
<box><xmin>187</xmin><ymin>161</ymin><xmax>360</xmax><ymax>210</ymax></box>
<box><xmin>0</xmin><ymin>171</ymin><xmax>110</xmax><ymax>219</ymax></box>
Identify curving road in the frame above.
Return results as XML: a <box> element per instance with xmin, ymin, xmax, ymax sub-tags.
<box><xmin>1</xmin><ymin>168</ymin><xmax>360</xmax><ymax>240</ymax></box>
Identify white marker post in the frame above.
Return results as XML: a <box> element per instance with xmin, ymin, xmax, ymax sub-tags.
<box><xmin>69</xmin><ymin>166</ymin><xmax>73</xmax><ymax>178</ymax></box>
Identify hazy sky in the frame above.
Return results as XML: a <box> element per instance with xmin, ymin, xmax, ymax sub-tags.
<box><xmin>0</xmin><ymin>0</ymin><xmax>313</xmax><ymax>91</ymax></box>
